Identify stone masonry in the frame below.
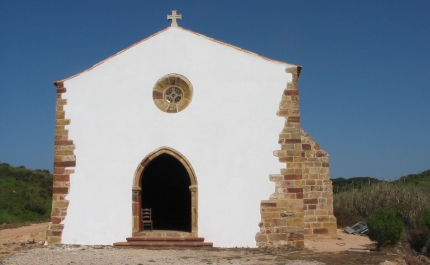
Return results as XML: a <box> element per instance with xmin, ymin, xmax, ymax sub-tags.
<box><xmin>255</xmin><ymin>66</ymin><xmax>337</xmax><ymax>248</ymax></box>
<box><xmin>46</xmin><ymin>81</ymin><xmax>75</xmax><ymax>244</ymax></box>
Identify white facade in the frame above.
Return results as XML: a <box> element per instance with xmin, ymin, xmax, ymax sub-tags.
<box><xmin>60</xmin><ymin>27</ymin><xmax>296</xmax><ymax>247</ymax></box>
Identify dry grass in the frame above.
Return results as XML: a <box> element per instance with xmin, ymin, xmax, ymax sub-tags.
<box><xmin>334</xmin><ymin>182</ymin><xmax>430</xmax><ymax>229</ymax></box>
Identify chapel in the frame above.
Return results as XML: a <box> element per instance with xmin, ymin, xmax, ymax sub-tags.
<box><xmin>47</xmin><ymin>11</ymin><xmax>337</xmax><ymax>248</ymax></box>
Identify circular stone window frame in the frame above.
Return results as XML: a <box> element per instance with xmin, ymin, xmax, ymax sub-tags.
<box><xmin>152</xmin><ymin>74</ymin><xmax>193</xmax><ymax>113</ymax></box>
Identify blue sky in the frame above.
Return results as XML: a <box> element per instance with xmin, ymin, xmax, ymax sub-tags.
<box><xmin>0</xmin><ymin>1</ymin><xmax>429</xmax><ymax>180</ymax></box>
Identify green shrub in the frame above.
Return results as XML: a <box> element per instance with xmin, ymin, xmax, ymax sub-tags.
<box><xmin>367</xmin><ymin>208</ymin><xmax>404</xmax><ymax>249</ymax></box>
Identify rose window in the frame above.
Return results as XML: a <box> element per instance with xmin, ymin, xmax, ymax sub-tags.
<box><xmin>165</xmin><ymin>87</ymin><xmax>183</xmax><ymax>103</ymax></box>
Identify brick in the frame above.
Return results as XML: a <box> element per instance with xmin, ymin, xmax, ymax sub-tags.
<box><xmin>277</xmin><ymin>110</ymin><xmax>290</xmax><ymax>117</ymax></box>
<box><xmin>283</xmin><ymin>174</ymin><xmax>301</xmax><ymax>180</ymax></box>
<box><xmin>56</xmin><ymin>111</ymin><xmax>65</xmax><ymax>119</ymax></box>
<box><xmin>51</xmin><ymin>217</ymin><xmax>63</xmax><ymax>224</ymax></box>
<box><xmin>286</xmin><ymin>218</ymin><xmax>304</xmax><ymax>227</ymax></box>
<box><xmin>304</xmin><ymin>198</ymin><xmax>318</xmax><ymax>205</ymax></box>
<box><xmin>284</xmin><ymin>90</ymin><xmax>298</xmax><ymax>96</ymax></box>
<box><xmin>56</xmin><ymin>119</ymin><xmax>70</xmax><ymax>126</ymax></box>
<box><xmin>261</xmin><ymin>202</ymin><xmax>277</xmax><ymax>207</ymax></box>
<box><xmin>268</xmin><ymin>233</ymin><xmax>285</xmax><ymax>241</ymax></box>
<box><xmin>322</xmin><ymin>162</ymin><xmax>329</xmax><ymax>167</ymax></box>
<box><xmin>56</xmin><ymin>99</ymin><xmax>67</xmax><ymax>106</ymax></box>
<box><xmin>261</xmin><ymin>212</ymin><xmax>279</xmax><ymax>218</ymax></box>
<box><xmin>318</xmin><ymin>198</ymin><xmax>327</xmax><ymax>204</ymax></box>
<box><xmin>287</xmin><ymin>188</ymin><xmax>303</xmax><ymax>193</ymax></box>
<box><xmin>313</xmin><ymin>228</ymin><xmax>328</xmax><ymax>234</ymax></box>
<box><xmin>54</xmin><ymin>161</ymin><xmax>76</xmax><ymax>167</ymax></box>
<box><xmin>295</xmin><ymin>240</ymin><xmax>305</xmax><ymax>248</ymax></box>
<box><xmin>53</xmin><ymin>187</ymin><xmax>69</xmax><ymax>194</ymax></box>
<box><xmin>51</xmin><ymin>207</ymin><xmax>61</xmax><ymax>216</ymax></box>
<box><xmin>46</xmin><ymin>230</ymin><xmax>63</xmax><ymax>237</ymax></box>
<box><xmin>54</xmin><ymin>150</ymin><xmax>74</xmax><ymax>156</ymax></box>
<box><xmin>302</xmin><ymin>144</ymin><xmax>311</xmax><ymax>150</ymax></box>
<box><xmin>271</xmin><ymin>219</ymin><xmax>286</xmax><ymax>227</ymax></box>
<box><xmin>288</xmin><ymin>233</ymin><xmax>304</xmax><ymax>240</ymax></box>
<box><xmin>278</xmin><ymin>157</ymin><xmax>292</xmax><ymax>163</ymax></box>
<box><xmin>281</xmin><ymin>180</ymin><xmax>295</xmax><ymax>188</ymax></box>
<box><xmin>48</xmin><ymin>225</ymin><xmax>64</xmax><ymax>232</ymax></box>
<box><xmin>317</xmin><ymin>216</ymin><xmax>330</xmax><ymax>222</ymax></box>
<box><xmin>55</xmin><ymin>81</ymin><xmax>64</xmax><ymax>88</ymax></box>
<box><xmin>282</xmin><ymin>193</ymin><xmax>298</xmax><ymax>199</ymax></box>
<box><xmin>57</xmin><ymin>88</ymin><xmax>66</xmax><ymax>93</ymax></box>
<box><xmin>322</xmin><ymin>222</ymin><xmax>337</xmax><ymax>229</ymax></box>
<box><xmin>54</xmin><ymin>167</ymin><xmax>65</xmax><ymax>174</ymax></box>
<box><xmin>305</xmin><ymin>180</ymin><xmax>316</xmax><ymax>185</ymax></box>
<box><xmin>279</xmin><ymin>138</ymin><xmax>301</xmax><ymax>144</ymax></box>
<box><xmin>269</xmin><ymin>175</ymin><xmax>283</xmax><ymax>181</ymax></box>
<box><xmin>287</xmin><ymin>116</ymin><xmax>300</xmax><ymax>123</ymax></box>
<box><xmin>255</xmin><ymin>234</ymin><xmax>268</xmax><ymax>242</ymax></box>
<box><xmin>296</xmin><ymin>193</ymin><xmax>303</xmax><ymax>199</ymax></box>
<box><xmin>52</xmin><ymin>200</ymin><xmax>69</xmax><ymax>208</ymax></box>
<box><xmin>287</xmin><ymin>150</ymin><xmax>301</xmax><ymax>156</ymax></box>
<box><xmin>55</xmin><ymin>140</ymin><xmax>73</xmax><ymax>145</ymax></box>
<box><xmin>53</xmin><ymin>175</ymin><xmax>69</xmax><ymax>182</ymax></box>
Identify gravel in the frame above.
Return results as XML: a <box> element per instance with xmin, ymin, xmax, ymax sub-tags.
<box><xmin>0</xmin><ymin>245</ymin><xmax>325</xmax><ymax>265</ymax></box>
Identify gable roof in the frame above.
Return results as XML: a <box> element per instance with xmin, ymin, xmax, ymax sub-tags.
<box><xmin>54</xmin><ymin>26</ymin><xmax>300</xmax><ymax>85</ymax></box>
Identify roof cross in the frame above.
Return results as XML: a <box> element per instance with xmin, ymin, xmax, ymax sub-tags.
<box><xmin>167</xmin><ymin>10</ymin><xmax>182</xmax><ymax>27</ymax></box>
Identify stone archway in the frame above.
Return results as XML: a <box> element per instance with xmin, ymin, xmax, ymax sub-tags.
<box><xmin>131</xmin><ymin>147</ymin><xmax>198</xmax><ymax>237</ymax></box>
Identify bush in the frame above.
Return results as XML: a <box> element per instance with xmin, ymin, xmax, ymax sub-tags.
<box><xmin>367</xmin><ymin>208</ymin><xmax>404</xmax><ymax>249</ymax></box>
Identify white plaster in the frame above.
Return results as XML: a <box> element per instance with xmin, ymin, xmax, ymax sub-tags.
<box><xmin>61</xmin><ymin>27</ymin><xmax>294</xmax><ymax>247</ymax></box>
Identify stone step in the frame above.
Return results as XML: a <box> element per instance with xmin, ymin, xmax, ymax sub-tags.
<box><xmin>126</xmin><ymin>237</ymin><xmax>205</xmax><ymax>242</ymax></box>
<box><xmin>113</xmin><ymin>236</ymin><xmax>213</xmax><ymax>248</ymax></box>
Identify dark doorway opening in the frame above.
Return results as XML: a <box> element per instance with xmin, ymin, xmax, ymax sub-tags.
<box><xmin>141</xmin><ymin>153</ymin><xmax>191</xmax><ymax>232</ymax></box>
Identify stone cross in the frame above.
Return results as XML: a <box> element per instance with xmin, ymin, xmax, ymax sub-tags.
<box><xmin>167</xmin><ymin>10</ymin><xmax>182</xmax><ymax>27</ymax></box>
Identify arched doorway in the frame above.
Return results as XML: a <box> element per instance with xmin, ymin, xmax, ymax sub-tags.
<box><xmin>141</xmin><ymin>153</ymin><xmax>191</xmax><ymax>231</ymax></box>
<box><xmin>131</xmin><ymin>147</ymin><xmax>198</xmax><ymax>236</ymax></box>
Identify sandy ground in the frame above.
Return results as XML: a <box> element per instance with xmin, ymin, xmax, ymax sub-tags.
<box><xmin>306</xmin><ymin>230</ymin><xmax>373</xmax><ymax>252</ymax></box>
<box><xmin>0</xmin><ymin>224</ymin><xmax>407</xmax><ymax>265</ymax></box>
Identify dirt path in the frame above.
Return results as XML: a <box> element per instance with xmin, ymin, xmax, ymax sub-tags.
<box><xmin>0</xmin><ymin>222</ymin><xmax>48</xmax><ymax>258</ymax></box>
<box><xmin>306</xmin><ymin>229</ymin><xmax>374</xmax><ymax>252</ymax></box>
<box><xmin>0</xmin><ymin>223</ymin><xmax>48</xmax><ymax>239</ymax></box>
<box><xmin>0</xmin><ymin>224</ymin><xmax>407</xmax><ymax>264</ymax></box>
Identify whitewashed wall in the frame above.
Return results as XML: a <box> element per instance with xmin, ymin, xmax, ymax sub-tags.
<box><xmin>61</xmin><ymin>27</ymin><xmax>294</xmax><ymax>247</ymax></box>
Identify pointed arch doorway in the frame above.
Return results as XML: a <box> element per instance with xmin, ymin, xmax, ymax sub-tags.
<box><xmin>131</xmin><ymin>147</ymin><xmax>198</xmax><ymax>237</ymax></box>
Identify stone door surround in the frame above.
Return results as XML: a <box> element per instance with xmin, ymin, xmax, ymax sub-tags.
<box><xmin>131</xmin><ymin>147</ymin><xmax>198</xmax><ymax>237</ymax></box>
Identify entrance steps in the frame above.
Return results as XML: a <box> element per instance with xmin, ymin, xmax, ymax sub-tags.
<box><xmin>113</xmin><ymin>230</ymin><xmax>213</xmax><ymax>248</ymax></box>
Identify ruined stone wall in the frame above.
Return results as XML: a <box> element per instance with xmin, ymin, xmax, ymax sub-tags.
<box><xmin>301</xmin><ymin>130</ymin><xmax>337</xmax><ymax>239</ymax></box>
<box><xmin>255</xmin><ymin>67</ymin><xmax>337</xmax><ymax>248</ymax></box>
<box><xmin>46</xmin><ymin>81</ymin><xmax>75</xmax><ymax>244</ymax></box>
<box><xmin>255</xmin><ymin>67</ymin><xmax>305</xmax><ymax>248</ymax></box>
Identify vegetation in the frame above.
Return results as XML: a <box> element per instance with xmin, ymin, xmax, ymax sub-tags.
<box><xmin>367</xmin><ymin>208</ymin><xmax>404</xmax><ymax>249</ymax></box>
<box><xmin>333</xmin><ymin>169</ymin><xmax>430</xmax><ymax>252</ymax></box>
<box><xmin>332</xmin><ymin>176</ymin><xmax>381</xmax><ymax>194</ymax></box>
<box><xmin>0</xmin><ymin>163</ymin><xmax>53</xmax><ymax>224</ymax></box>
<box><xmin>422</xmin><ymin>209</ymin><xmax>430</xmax><ymax>230</ymax></box>
<box><xmin>333</xmin><ymin>169</ymin><xmax>430</xmax><ymax>229</ymax></box>
<box><xmin>334</xmin><ymin>181</ymin><xmax>430</xmax><ymax>229</ymax></box>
